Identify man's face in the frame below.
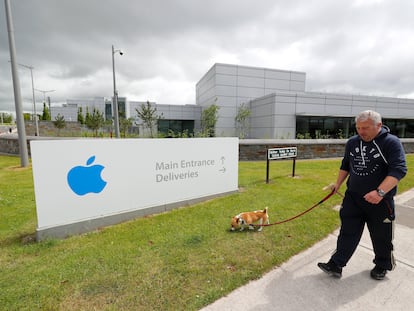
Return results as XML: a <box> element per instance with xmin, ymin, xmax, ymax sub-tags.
<box><xmin>356</xmin><ymin>119</ymin><xmax>381</xmax><ymax>142</ymax></box>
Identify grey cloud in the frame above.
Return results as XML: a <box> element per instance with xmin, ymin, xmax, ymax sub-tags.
<box><xmin>1</xmin><ymin>0</ymin><xmax>414</xmax><ymax>112</ymax></box>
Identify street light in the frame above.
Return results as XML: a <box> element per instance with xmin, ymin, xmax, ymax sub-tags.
<box><xmin>35</xmin><ymin>89</ymin><xmax>55</xmax><ymax>124</ymax></box>
<box><xmin>17</xmin><ymin>63</ymin><xmax>38</xmax><ymax>136</ymax></box>
<box><xmin>112</xmin><ymin>45</ymin><xmax>123</xmax><ymax>138</ymax></box>
<box><xmin>4</xmin><ymin>0</ymin><xmax>29</xmax><ymax>167</ymax></box>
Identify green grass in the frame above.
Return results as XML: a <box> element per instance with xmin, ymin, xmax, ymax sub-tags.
<box><xmin>1</xmin><ymin>155</ymin><xmax>413</xmax><ymax>310</ymax></box>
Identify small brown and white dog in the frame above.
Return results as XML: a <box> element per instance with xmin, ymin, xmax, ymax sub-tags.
<box><xmin>230</xmin><ymin>208</ymin><xmax>269</xmax><ymax>232</ymax></box>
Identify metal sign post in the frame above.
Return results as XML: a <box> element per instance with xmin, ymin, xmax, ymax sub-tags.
<box><xmin>266</xmin><ymin>147</ymin><xmax>297</xmax><ymax>183</ymax></box>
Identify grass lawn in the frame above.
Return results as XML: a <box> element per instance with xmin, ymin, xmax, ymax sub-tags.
<box><xmin>1</xmin><ymin>154</ymin><xmax>413</xmax><ymax>310</ymax></box>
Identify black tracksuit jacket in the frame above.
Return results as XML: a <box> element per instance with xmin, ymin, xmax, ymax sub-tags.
<box><xmin>341</xmin><ymin>126</ymin><xmax>407</xmax><ymax>197</ymax></box>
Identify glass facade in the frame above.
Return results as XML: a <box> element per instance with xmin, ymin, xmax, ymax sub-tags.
<box><xmin>296</xmin><ymin>116</ymin><xmax>414</xmax><ymax>139</ymax></box>
<box><xmin>117</xmin><ymin>99</ymin><xmax>126</xmax><ymax>119</ymax></box>
<box><xmin>105</xmin><ymin>103</ymin><xmax>112</xmax><ymax>121</ymax></box>
<box><xmin>158</xmin><ymin>120</ymin><xmax>195</xmax><ymax>137</ymax></box>
<box><xmin>106</xmin><ymin>98</ymin><xmax>126</xmax><ymax>120</ymax></box>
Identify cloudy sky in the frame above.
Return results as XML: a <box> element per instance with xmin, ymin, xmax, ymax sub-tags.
<box><xmin>1</xmin><ymin>0</ymin><xmax>414</xmax><ymax>114</ymax></box>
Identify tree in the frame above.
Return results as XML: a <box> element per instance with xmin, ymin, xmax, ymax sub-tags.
<box><xmin>1</xmin><ymin>113</ymin><xmax>13</xmax><ymax>123</ymax></box>
<box><xmin>235</xmin><ymin>103</ymin><xmax>251</xmax><ymax>139</ymax></box>
<box><xmin>85</xmin><ymin>108</ymin><xmax>104</xmax><ymax>137</ymax></box>
<box><xmin>85</xmin><ymin>107</ymin><xmax>91</xmax><ymax>126</ymax></box>
<box><xmin>135</xmin><ymin>101</ymin><xmax>163</xmax><ymax>138</ymax></box>
<box><xmin>77</xmin><ymin>107</ymin><xmax>85</xmax><ymax>125</ymax></box>
<box><xmin>41</xmin><ymin>103</ymin><xmax>51</xmax><ymax>121</ymax></box>
<box><xmin>200</xmin><ymin>104</ymin><xmax>219</xmax><ymax>137</ymax></box>
<box><xmin>120</xmin><ymin>117</ymin><xmax>134</xmax><ymax>138</ymax></box>
<box><xmin>53</xmin><ymin>114</ymin><xmax>66</xmax><ymax>136</ymax></box>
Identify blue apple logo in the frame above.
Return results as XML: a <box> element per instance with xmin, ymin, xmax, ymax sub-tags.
<box><xmin>67</xmin><ymin>155</ymin><xmax>107</xmax><ymax>196</ymax></box>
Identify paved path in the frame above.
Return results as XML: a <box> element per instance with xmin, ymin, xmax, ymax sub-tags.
<box><xmin>201</xmin><ymin>189</ymin><xmax>414</xmax><ymax>311</ymax></box>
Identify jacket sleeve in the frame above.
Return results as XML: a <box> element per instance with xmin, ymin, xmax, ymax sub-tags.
<box><xmin>386</xmin><ymin>137</ymin><xmax>407</xmax><ymax>180</ymax></box>
<box><xmin>340</xmin><ymin>140</ymin><xmax>352</xmax><ymax>172</ymax></box>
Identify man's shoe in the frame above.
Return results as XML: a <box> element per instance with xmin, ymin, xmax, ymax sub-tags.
<box><xmin>370</xmin><ymin>266</ymin><xmax>387</xmax><ymax>280</ymax></box>
<box><xmin>318</xmin><ymin>260</ymin><xmax>342</xmax><ymax>278</ymax></box>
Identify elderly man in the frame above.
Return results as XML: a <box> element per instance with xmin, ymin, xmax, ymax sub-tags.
<box><xmin>318</xmin><ymin>110</ymin><xmax>407</xmax><ymax>280</ymax></box>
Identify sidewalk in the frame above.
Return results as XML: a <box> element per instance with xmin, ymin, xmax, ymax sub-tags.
<box><xmin>201</xmin><ymin>189</ymin><xmax>414</xmax><ymax>311</ymax></box>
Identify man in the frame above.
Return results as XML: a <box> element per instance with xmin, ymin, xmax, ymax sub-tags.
<box><xmin>318</xmin><ymin>110</ymin><xmax>407</xmax><ymax>280</ymax></box>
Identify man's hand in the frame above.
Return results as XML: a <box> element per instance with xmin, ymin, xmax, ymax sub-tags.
<box><xmin>363</xmin><ymin>190</ymin><xmax>383</xmax><ymax>204</ymax></box>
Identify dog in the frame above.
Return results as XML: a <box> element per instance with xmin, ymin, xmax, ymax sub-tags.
<box><xmin>230</xmin><ymin>207</ymin><xmax>269</xmax><ymax>232</ymax></box>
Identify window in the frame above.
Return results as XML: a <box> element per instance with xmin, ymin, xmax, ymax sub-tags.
<box><xmin>158</xmin><ymin>120</ymin><xmax>195</xmax><ymax>137</ymax></box>
<box><xmin>296</xmin><ymin>116</ymin><xmax>414</xmax><ymax>138</ymax></box>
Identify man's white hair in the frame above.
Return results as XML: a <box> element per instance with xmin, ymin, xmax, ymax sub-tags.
<box><xmin>355</xmin><ymin>110</ymin><xmax>382</xmax><ymax>125</ymax></box>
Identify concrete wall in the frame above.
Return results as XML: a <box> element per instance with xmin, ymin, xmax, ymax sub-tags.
<box><xmin>250</xmin><ymin>93</ymin><xmax>297</xmax><ymax>139</ymax></box>
<box><xmin>25</xmin><ymin>121</ymin><xmax>81</xmax><ymax>137</ymax></box>
<box><xmin>239</xmin><ymin>139</ymin><xmax>414</xmax><ymax>161</ymax></box>
<box><xmin>2</xmin><ymin>136</ymin><xmax>414</xmax><ymax>161</ymax></box>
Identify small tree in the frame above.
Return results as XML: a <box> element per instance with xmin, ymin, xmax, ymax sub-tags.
<box><xmin>23</xmin><ymin>113</ymin><xmax>31</xmax><ymax>121</ymax></box>
<box><xmin>0</xmin><ymin>113</ymin><xmax>13</xmax><ymax>124</ymax></box>
<box><xmin>41</xmin><ymin>103</ymin><xmax>51</xmax><ymax>121</ymax></box>
<box><xmin>235</xmin><ymin>103</ymin><xmax>251</xmax><ymax>138</ymax></box>
<box><xmin>77</xmin><ymin>107</ymin><xmax>85</xmax><ymax>125</ymax></box>
<box><xmin>200</xmin><ymin>104</ymin><xmax>219</xmax><ymax>137</ymax></box>
<box><xmin>85</xmin><ymin>108</ymin><xmax>104</xmax><ymax>137</ymax></box>
<box><xmin>120</xmin><ymin>117</ymin><xmax>134</xmax><ymax>138</ymax></box>
<box><xmin>53</xmin><ymin>114</ymin><xmax>66</xmax><ymax>136</ymax></box>
<box><xmin>135</xmin><ymin>101</ymin><xmax>162</xmax><ymax>138</ymax></box>
<box><xmin>85</xmin><ymin>107</ymin><xmax>91</xmax><ymax>126</ymax></box>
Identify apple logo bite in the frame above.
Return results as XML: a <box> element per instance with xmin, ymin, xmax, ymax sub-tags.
<box><xmin>67</xmin><ymin>155</ymin><xmax>107</xmax><ymax>196</ymax></box>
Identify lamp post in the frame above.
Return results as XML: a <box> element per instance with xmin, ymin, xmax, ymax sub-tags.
<box><xmin>4</xmin><ymin>0</ymin><xmax>29</xmax><ymax>167</ymax></box>
<box><xmin>17</xmin><ymin>63</ymin><xmax>38</xmax><ymax>135</ymax></box>
<box><xmin>112</xmin><ymin>45</ymin><xmax>123</xmax><ymax>138</ymax></box>
<box><xmin>35</xmin><ymin>89</ymin><xmax>55</xmax><ymax>124</ymax></box>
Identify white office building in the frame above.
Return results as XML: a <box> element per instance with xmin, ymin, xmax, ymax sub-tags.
<box><xmin>51</xmin><ymin>96</ymin><xmax>201</xmax><ymax>137</ymax></box>
<box><xmin>196</xmin><ymin>63</ymin><xmax>414</xmax><ymax>139</ymax></box>
<box><xmin>51</xmin><ymin>97</ymin><xmax>110</xmax><ymax>122</ymax></box>
<box><xmin>53</xmin><ymin>63</ymin><xmax>414</xmax><ymax>139</ymax></box>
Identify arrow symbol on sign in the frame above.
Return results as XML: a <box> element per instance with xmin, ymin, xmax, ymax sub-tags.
<box><xmin>219</xmin><ymin>167</ymin><xmax>226</xmax><ymax>173</ymax></box>
<box><xmin>221</xmin><ymin>156</ymin><xmax>225</xmax><ymax>164</ymax></box>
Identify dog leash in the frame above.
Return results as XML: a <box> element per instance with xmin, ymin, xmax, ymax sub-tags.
<box><xmin>254</xmin><ymin>189</ymin><xmax>337</xmax><ymax>227</ymax></box>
